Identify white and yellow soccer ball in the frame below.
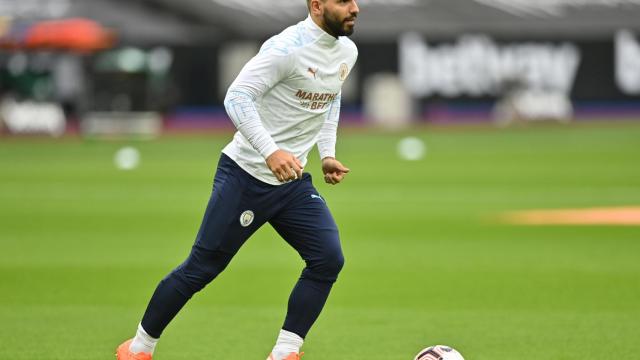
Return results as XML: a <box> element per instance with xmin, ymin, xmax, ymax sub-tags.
<box><xmin>414</xmin><ymin>345</ymin><xmax>464</xmax><ymax>360</ymax></box>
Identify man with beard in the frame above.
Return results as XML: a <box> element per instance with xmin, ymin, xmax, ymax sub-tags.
<box><xmin>116</xmin><ymin>1</ymin><xmax>359</xmax><ymax>360</ymax></box>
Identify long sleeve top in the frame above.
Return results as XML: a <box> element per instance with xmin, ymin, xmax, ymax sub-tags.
<box><xmin>222</xmin><ymin>15</ymin><xmax>358</xmax><ymax>185</ymax></box>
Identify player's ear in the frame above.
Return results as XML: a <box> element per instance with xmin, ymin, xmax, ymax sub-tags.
<box><xmin>309</xmin><ymin>0</ymin><xmax>324</xmax><ymax>16</ymax></box>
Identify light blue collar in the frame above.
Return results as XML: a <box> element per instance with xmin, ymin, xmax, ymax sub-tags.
<box><xmin>304</xmin><ymin>15</ymin><xmax>339</xmax><ymax>46</ymax></box>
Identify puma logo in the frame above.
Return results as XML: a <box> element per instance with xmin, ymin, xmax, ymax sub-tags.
<box><xmin>308</xmin><ymin>67</ymin><xmax>318</xmax><ymax>79</ymax></box>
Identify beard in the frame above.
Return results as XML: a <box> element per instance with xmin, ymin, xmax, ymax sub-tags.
<box><xmin>323</xmin><ymin>11</ymin><xmax>356</xmax><ymax>37</ymax></box>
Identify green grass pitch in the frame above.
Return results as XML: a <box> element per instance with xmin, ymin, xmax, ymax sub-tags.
<box><xmin>1</xmin><ymin>121</ymin><xmax>639</xmax><ymax>359</ymax></box>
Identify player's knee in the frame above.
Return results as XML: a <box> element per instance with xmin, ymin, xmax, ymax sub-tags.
<box><xmin>315</xmin><ymin>248</ymin><xmax>345</xmax><ymax>280</ymax></box>
<box><xmin>327</xmin><ymin>250</ymin><xmax>345</xmax><ymax>276</ymax></box>
<box><xmin>175</xmin><ymin>247</ymin><xmax>232</xmax><ymax>292</ymax></box>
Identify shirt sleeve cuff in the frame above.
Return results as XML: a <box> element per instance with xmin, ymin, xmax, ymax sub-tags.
<box><xmin>318</xmin><ymin>148</ymin><xmax>335</xmax><ymax>160</ymax></box>
<box><xmin>259</xmin><ymin>141</ymin><xmax>280</xmax><ymax>159</ymax></box>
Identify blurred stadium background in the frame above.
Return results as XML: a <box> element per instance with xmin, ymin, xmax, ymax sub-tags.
<box><xmin>1</xmin><ymin>1</ymin><xmax>639</xmax><ymax>359</ymax></box>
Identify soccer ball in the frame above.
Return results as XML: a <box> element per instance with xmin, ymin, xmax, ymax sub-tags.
<box><xmin>414</xmin><ymin>345</ymin><xmax>464</xmax><ymax>360</ymax></box>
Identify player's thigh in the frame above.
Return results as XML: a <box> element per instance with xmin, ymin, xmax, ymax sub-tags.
<box><xmin>194</xmin><ymin>154</ymin><xmax>266</xmax><ymax>254</ymax></box>
<box><xmin>269</xmin><ymin>177</ymin><xmax>342</xmax><ymax>261</ymax></box>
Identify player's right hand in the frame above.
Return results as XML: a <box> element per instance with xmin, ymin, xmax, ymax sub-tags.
<box><xmin>266</xmin><ymin>149</ymin><xmax>303</xmax><ymax>182</ymax></box>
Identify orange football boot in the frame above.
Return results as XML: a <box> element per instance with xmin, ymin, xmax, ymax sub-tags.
<box><xmin>116</xmin><ymin>339</ymin><xmax>152</xmax><ymax>360</ymax></box>
<box><xmin>267</xmin><ymin>352</ymin><xmax>304</xmax><ymax>360</ymax></box>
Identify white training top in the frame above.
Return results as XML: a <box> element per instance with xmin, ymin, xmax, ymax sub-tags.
<box><xmin>222</xmin><ymin>15</ymin><xmax>358</xmax><ymax>185</ymax></box>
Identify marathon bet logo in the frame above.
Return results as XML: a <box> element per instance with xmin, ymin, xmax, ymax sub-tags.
<box><xmin>295</xmin><ymin>90</ymin><xmax>338</xmax><ymax>110</ymax></box>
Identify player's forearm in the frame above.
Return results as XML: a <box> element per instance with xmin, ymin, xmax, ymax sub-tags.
<box><xmin>224</xmin><ymin>89</ymin><xmax>279</xmax><ymax>158</ymax></box>
<box><xmin>317</xmin><ymin>129</ymin><xmax>337</xmax><ymax>159</ymax></box>
<box><xmin>316</xmin><ymin>95</ymin><xmax>341</xmax><ymax>159</ymax></box>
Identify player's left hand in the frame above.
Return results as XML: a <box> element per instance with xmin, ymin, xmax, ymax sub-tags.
<box><xmin>321</xmin><ymin>157</ymin><xmax>350</xmax><ymax>185</ymax></box>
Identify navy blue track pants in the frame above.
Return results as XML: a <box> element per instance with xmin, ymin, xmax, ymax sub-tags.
<box><xmin>141</xmin><ymin>153</ymin><xmax>344</xmax><ymax>339</ymax></box>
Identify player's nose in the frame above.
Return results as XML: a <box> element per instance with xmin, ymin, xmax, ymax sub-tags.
<box><xmin>350</xmin><ymin>0</ymin><xmax>360</xmax><ymax>15</ymax></box>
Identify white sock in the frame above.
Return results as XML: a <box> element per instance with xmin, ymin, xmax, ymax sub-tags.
<box><xmin>129</xmin><ymin>323</ymin><xmax>159</xmax><ymax>355</ymax></box>
<box><xmin>271</xmin><ymin>329</ymin><xmax>304</xmax><ymax>359</ymax></box>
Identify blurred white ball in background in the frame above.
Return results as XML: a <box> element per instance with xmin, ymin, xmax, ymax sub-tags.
<box><xmin>397</xmin><ymin>136</ymin><xmax>426</xmax><ymax>161</ymax></box>
<box><xmin>114</xmin><ymin>146</ymin><xmax>141</xmax><ymax>170</ymax></box>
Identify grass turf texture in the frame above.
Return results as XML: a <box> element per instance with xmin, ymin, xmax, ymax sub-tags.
<box><xmin>1</xmin><ymin>121</ymin><xmax>639</xmax><ymax>360</ymax></box>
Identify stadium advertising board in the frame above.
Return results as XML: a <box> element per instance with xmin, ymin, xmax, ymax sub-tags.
<box><xmin>397</xmin><ymin>30</ymin><xmax>640</xmax><ymax>101</ymax></box>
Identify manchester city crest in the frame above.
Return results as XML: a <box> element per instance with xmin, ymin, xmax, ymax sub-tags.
<box><xmin>239</xmin><ymin>210</ymin><xmax>254</xmax><ymax>227</ymax></box>
<box><xmin>339</xmin><ymin>63</ymin><xmax>349</xmax><ymax>81</ymax></box>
